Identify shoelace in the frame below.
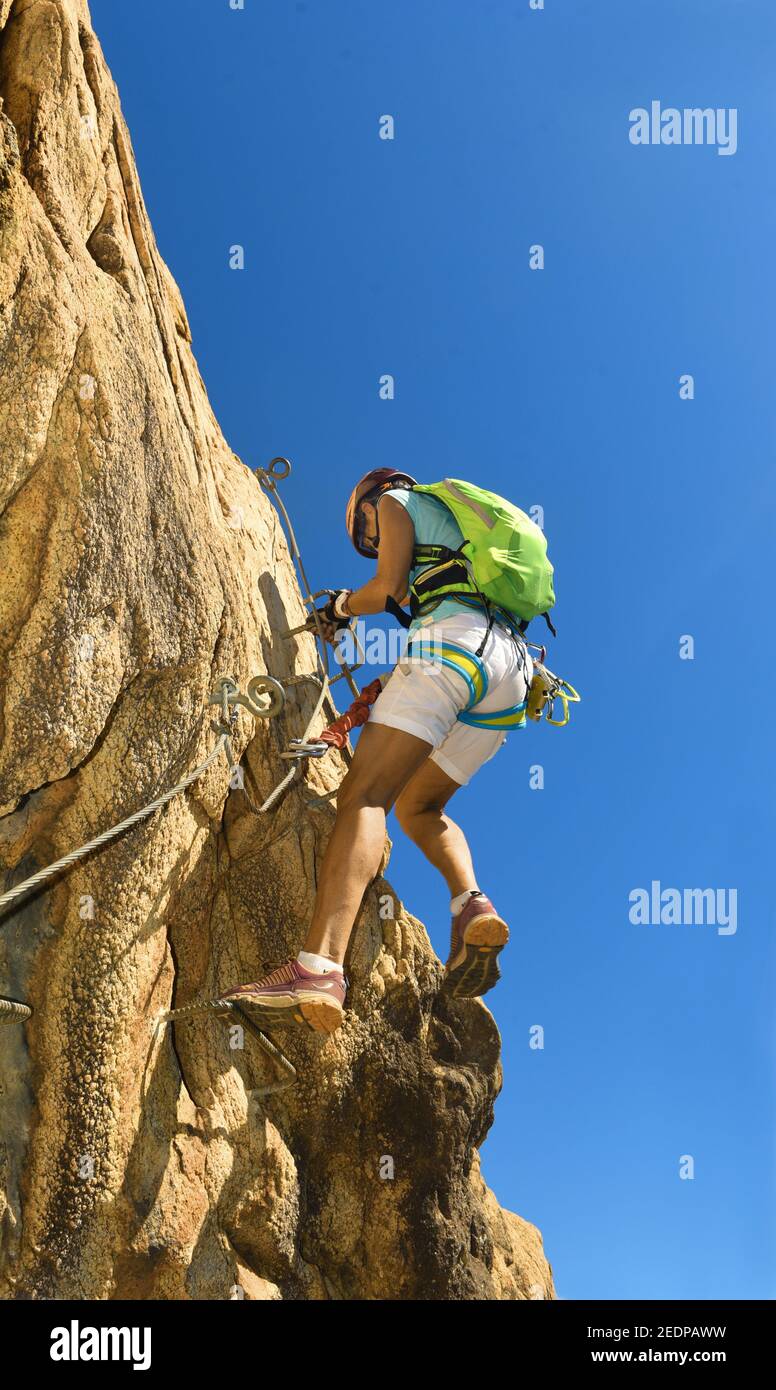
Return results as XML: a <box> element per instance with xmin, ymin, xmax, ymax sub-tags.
<box><xmin>242</xmin><ymin>959</ymin><xmax>298</xmax><ymax>989</ymax></box>
<box><xmin>237</xmin><ymin>959</ymin><xmax>346</xmax><ymax>992</ymax></box>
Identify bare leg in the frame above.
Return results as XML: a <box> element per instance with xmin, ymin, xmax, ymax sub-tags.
<box><xmin>395</xmin><ymin>760</ymin><xmax>507</xmax><ymax>998</ymax></box>
<box><xmin>302</xmin><ymin>721</ymin><xmax>432</xmax><ymax>964</ymax></box>
<box><xmin>394</xmin><ymin>760</ymin><xmax>475</xmax><ymax>896</ymax></box>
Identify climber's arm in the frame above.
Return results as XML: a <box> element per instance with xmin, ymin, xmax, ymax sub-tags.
<box><xmin>346</xmin><ymin>495</ymin><xmax>413</xmax><ymax>615</ymax></box>
<box><xmin>315</xmin><ymin>496</ymin><xmax>413</xmax><ymax>642</ymax></box>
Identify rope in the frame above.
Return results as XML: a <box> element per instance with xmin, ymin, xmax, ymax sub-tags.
<box><xmin>0</xmin><ymin>459</ymin><xmax>353</xmax><ymax>915</ymax></box>
<box><xmin>0</xmin><ymin>460</ymin><xmax>354</xmax><ymax>997</ymax></box>
<box><xmin>165</xmin><ymin>994</ymin><xmax>297</xmax><ymax>1091</ymax></box>
<box><xmin>256</xmin><ymin>676</ymin><xmax>330</xmax><ymax>813</ymax></box>
<box><xmin>165</xmin><ymin>996</ymin><xmax>235</xmax><ymax>1022</ymax></box>
<box><xmin>252</xmin><ymin>459</ymin><xmax>356</xmax><ymax>811</ymax></box>
<box><xmin>0</xmin><ymin>732</ymin><xmax>231</xmax><ymax>918</ymax></box>
<box><xmin>255</xmin><ymin>460</ymin><xmax>333</xmax><ymax>688</ymax></box>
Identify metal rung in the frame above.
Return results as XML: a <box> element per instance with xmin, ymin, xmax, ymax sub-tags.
<box><xmin>165</xmin><ymin>996</ymin><xmax>297</xmax><ymax>1094</ymax></box>
<box><xmin>0</xmin><ymin>998</ymin><xmax>32</xmax><ymax>1025</ymax></box>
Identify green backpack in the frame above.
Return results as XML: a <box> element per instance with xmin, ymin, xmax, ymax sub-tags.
<box><xmin>410</xmin><ymin>478</ymin><xmax>556</xmax><ymax>630</ymax></box>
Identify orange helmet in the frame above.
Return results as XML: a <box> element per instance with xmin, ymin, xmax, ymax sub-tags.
<box><xmin>345</xmin><ymin>468</ymin><xmax>416</xmax><ymax>557</ymax></box>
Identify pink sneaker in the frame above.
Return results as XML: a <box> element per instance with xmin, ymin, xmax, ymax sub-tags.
<box><xmin>443</xmin><ymin>892</ymin><xmax>509</xmax><ymax>998</ymax></box>
<box><xmin>224</xmin><ymin>959</ymin><xmax>346</xmax><ymax>1034</ymax></box>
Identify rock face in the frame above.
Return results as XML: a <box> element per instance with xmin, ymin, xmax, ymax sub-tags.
<box><xmin>0</xmin><ymin>0</ymin><xmax>555</xmax><ymax>1300</ymax></box>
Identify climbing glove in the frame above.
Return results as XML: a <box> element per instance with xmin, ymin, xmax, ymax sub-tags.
<box><xmin>317</xmin><ymin>590</ymin><xmax>352</xmax><ymax>631</ymax></box>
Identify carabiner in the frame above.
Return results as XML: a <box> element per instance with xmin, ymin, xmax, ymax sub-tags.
<box><xmin>279</xmin><ymin>740</ymin><xmax>330</xmax><ymax>760</ymax></box>
<box><xmin>545</xmin><ymin>680</ymin><xmax>580</xmax><ymax>727</ymax></box>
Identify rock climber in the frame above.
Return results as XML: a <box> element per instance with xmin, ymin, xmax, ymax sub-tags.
<box><xmin>225</xmin><ymin>469</ymin><xmax>540</xmax><ymax>1034</ymax></box>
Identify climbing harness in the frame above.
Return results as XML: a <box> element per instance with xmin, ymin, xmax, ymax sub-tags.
<box><xmin>404</xmin><ymin>637</ymin><xmax>530</xmax><ymax>731</ymax></box>
<box><xmin>524</xmin><ymin>645</ymin><xmax>581</xmax><ymax>727</ymax></box>
<box><xmin>407</xmin><ymin>639</ymin><xmax>487</xmax><ymax>709</ymax></box>
<box><xmin>399</xmin><ymin>632</ymin><xmax>580</xmax><ymax>730</ymax></box>
<box><xmin>163</xmin><ymin>996</ymin><xmax>297</xmax><ymax>1097</ymax></box>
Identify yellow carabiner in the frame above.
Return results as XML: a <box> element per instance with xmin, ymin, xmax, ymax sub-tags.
<box><xmin>545</xmin><ymin>680</ymin><xmax>581</xmax><ymax>727</ymax></box>
<box><xmin>546</xmin><ymin>690</ymin><xmax>569</xmax><ymax>726</ymax></box>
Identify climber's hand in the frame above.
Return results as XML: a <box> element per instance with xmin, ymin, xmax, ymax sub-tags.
<box><xmin>313</xmin><ymin>590</ymin><xmax>352</xmax><ymax>644</ymax></box>
<box><xmin>317</xmin><ymin>615</ymin><xmax>339</xmax><ymax>644</ymax></box>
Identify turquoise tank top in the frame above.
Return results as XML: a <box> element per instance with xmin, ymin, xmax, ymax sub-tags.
<box><xmin>381</xmin><ymin>487</ymin><xmax>481</xmax><ymax>633</ymax></box>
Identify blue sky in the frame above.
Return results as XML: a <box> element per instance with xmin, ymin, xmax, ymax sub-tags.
<box><xmin>90</xmin><ymin>0</ymin><xmax>775</xmax><ymax>1299</ymax></box>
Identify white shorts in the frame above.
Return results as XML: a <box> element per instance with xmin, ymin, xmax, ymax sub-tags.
<box><xmin>370</xmin><ymin>612</ymin><xmax>532</xmax><ymax>785</ymax></box>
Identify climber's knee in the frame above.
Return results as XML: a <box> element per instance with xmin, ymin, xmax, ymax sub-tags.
<box><xmin>335</xmin><ymin>765</ymin><xmax>380</xmax><ymax>814</ymax></box>
<box><xmin>394</xmin><ymin>760</ymin><xmax>461</xmax><ymax>836</ymax></box>
<box><xmin>394</xmin><ymin>794</ymin><xmax>445</xmax><ymax>845</ymax></box>
<box><xmin>393</xmin><ymin>795</ymin><xmax>426</xmax><ymax>838</ymax></box>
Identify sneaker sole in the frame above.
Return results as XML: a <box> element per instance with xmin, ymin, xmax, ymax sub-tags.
<box><xmin>298</xmin><ymin>998</ymin><xmax>344</xmax><ymax>1035</ymax></box>
<box><xmin>444</xmin><ymin>914</ymin><xmax>509</xmax><ymax>999</ymax></box>
<box><xmin>228</xmin><ymin>992</ymin><xmax>344</xmax><ymax>1035</ymax></box>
